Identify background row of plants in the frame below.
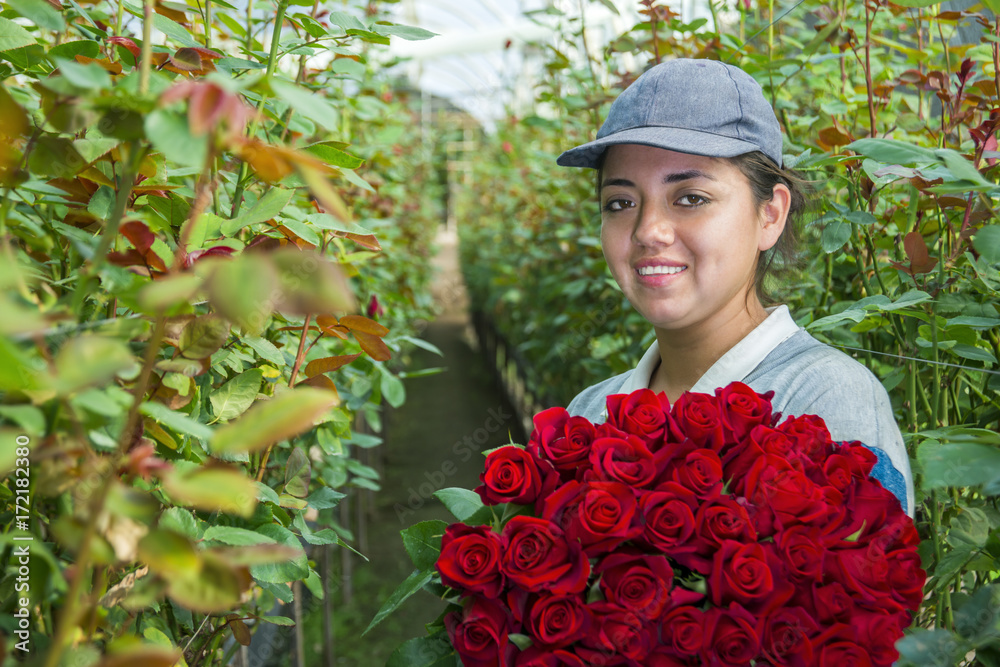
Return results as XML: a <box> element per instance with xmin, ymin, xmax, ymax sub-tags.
<box><xmin>458</xmin><ymin>0</ymin><xmax>1000</xmax><ymax>664</ymax></box>
<box><xmin>0</xmin><ymin>0</ymin><xmax>449</xmax><ymax>663</ymax></box>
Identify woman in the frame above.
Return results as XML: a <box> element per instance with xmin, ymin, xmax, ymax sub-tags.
<box><xmin>557</xmin><ymin>58</ymin><xmax>914</xmax><ymax>516</ymax></box>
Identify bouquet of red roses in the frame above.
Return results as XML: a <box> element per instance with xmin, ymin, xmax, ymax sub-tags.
<box><xmin>373</xmin><ymin>382</ymin><xmax>924</xmax><ymax>667</ymax></box>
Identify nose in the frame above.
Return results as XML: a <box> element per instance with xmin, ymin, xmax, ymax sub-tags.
<box><xmin>632</xmin><ymin>201</ymin><xmax>676</xmax><ymax>248</ymax></box>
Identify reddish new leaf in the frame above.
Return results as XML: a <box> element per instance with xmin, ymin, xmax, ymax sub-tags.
<box><xmin>904</xmin><ymin>231</ymin><xmax>938</xmax><ymax>275</ymax></box>
<box><xmin>304</xmin><ymin>354</ymin><xmax>361</xmax><ymax>378</ymax></box>
<box><xmin>339</xmin><ymin>314</ymin><xmax>389</xmax><ymax>337</ymax></box>
<box><xmin>121</xmin><ymin>220</ymin><xmax>155</xmax><ymax>254</ymax></box>
<box><xmin>353</xmin><ymin>330</ymin><xmax>391</xmax><ymax>361</ymax></box>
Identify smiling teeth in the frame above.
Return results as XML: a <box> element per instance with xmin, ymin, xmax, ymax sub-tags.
<box><xmin>638</xmin><ymin>265</ymin><xmax>686</xmax><ymax>276</ymax></box>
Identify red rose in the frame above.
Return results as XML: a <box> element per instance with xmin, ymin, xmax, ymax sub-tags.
<box><xmin>671</xmin><ymin>391</ymin><xmax>726</xmax><ymax>450</ymax></box>
<box><xmin>585</xmin><ymin>433</ymin><xmax>658</xmax><ymax>487</ymax></box>
<box><xmin>638</xmin><ymin>482</ymin><xmax>699</xmax><ymax>553</ymax></box>
<box><xmin>854</xmin><ymin>610</ymin><xmax>907</xmax><ymax>667</ymax></box>
<box><xmin>606</xmin><ymin>388</ymin><xmax>672</xmax><ymax>448</ymax></box>
<box><xmin>840</xmin><ymin>440</ymin><xmax>878</xmax><ymax>477</ymax></box>
<box><xmin>501</xmin><ymin>516</ymin><xmax>590</xmax><ymax>595</ymax></box>
<box><xmin>841</xmin><ymin>476</ymin><xmax>895</xmax><ymax>541</ymax></box>
<box><xmin>816</xmin><ymin>640</ymin><xmax>873</xmax><ymax>667</ymax></box>
<box><xmin>669</xmin><ymin>448</ymin><xmax>724</xmax><ymax>499</ymax></box>
<box><xmin>529</xmin><ymin>408</ymin><xmax>597</xmax><ymax>477</ymax></box>
<box><xmin>541</xmin><ymin>480</ymin><xmax>642</xmax><ymax>556</ymax></box>
<box><xmin>704</xmin><ymin>604</ymin><xmax>761</xmax><ymax>667</ymax></box>
<box><xmin>526</xmin><ymin>593</ymin><xmax>593</xmax><ymax>649</ymax></box>
<box><xmin>515</xmin><ymin>646</ymin><xmax>585</xmax><ymax>666</ymax></box>
<box><xmin>830</xmin><ymin>543</ymin><xmax>895</xmax><ymax>610</ymax></box>
<box><xmin>659</xmin><ymin>605</ymin><xmax>706</xmax><ymax>660</ymax></box>
<box><xmin>646</xmin><ymin>650</ymin><xmax>699</xmax><ymax>667</ymax></box>
<box><xmin>711</xmin><ymin>541</ymin><xmax>792</xmax><ymax>614</ymax></box>
<box><xmin>758</xmin><ymin>607</ymin><xmax>818</xmax><ymax>667</ymax></box>
<box><xmin>596</xmin><ymin>551</ymin><xmax>674</xmax><ymax>620</ymax></box>
<box><xmin>674</xmin><ymin>496</ymin><xmax>756</xmax><ymax>574</ymax></box>
<box><xmin>745</xmin><ymin>454</ymin><xmax>832</xmax><ymax>530</ymax></box>
<box><xmin>716</xmin><ymin>382</ymin><xmax>773</xmax><ymax>443</ymax></box>
<box><xmin>818</xmin><ymin>453</ymin><xmax>854</xmax><ymax>492</ymax></box>
<box><xmin>437</xmin><ymin>524</ymin><xmax>505</xmax><ymax>598</ymax></box>
<box><xmin>578</xmin><ymin>602</ymin><xmax>654</xmax><ymax>664</ymax></box>
<box><xmin>476</xmin><ymin>445</ymin><xmax>558</xmax><ymax>506</ymax></box>
<box><xmin>445</xmin><ymin>597</ymin><xmax>517</xmax><ymax>667</ymax></box>
<box><xmin>777</xmin><ymin>414</ymin><xmax>833</xmax><ymax>464</ymax></box>
<box><xmin>811</xmin><ymin>582</ymin><xmax>856</xmax><ymax>624</ymax></box>
<box><xmin>775</xmin><ymin>525</ymin><xmax>827</xmax><ymax>583</ymax></box>
<box><xmin>884</xmin><ymin>547</ymin><xmax>926</xmax><ymax>612</ymax></box>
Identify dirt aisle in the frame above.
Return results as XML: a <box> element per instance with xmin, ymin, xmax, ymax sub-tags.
<box><xmin>335</xmin><ymin>228</ymin><xmax>525</xmax><ymax>665</ymax></box>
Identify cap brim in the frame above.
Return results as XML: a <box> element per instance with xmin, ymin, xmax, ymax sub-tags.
<box><xmin>556</xmin><ymin>126</ymin><xmax>772</xmax><ymax>169</ymax></box>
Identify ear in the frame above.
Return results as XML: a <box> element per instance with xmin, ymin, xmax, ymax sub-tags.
<box><xmin>757</xmin><ymin>183</ymin><xmax>791</xmax><ymax>252</ymax></box>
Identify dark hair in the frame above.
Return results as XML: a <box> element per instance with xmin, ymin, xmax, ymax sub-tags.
<box><xmin>594</xmin><ymin>150</ymin><xmax>807</xmax><ymax>305</ymax></box>
<box><xmin>729</xmin><ymin>151</ymin><xmax>807</xmax><ymax>305</ymax></box>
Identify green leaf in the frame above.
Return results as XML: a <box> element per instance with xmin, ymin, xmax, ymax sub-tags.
<box><xmin>948</xmin><ymin>344</ymin><xmax>996</xmax><ymax>364</ymax></box>
<box><xmin>380</xmin><ymin>373</ymin><xmax>406</xmax><ymax>408</ymax></box>
<box><xmin>145</xmin><ymin>109</ymin><xmax>209</xmax><ymax>169</ymax></box>
<box><xmin>210</xmin><ymin>368</ymin><xmax>263</xmax><ymax>421</ymax></box>
<box><xmin>202</xmin><ymin>525</ymin><xmax>277</xmax><ymax>546</ymax></box>
<box><xmin>54</xmin><ymin>335</ymin><xmax>136</xmax><ymax>394</ymax></box>
<box><xmin>363</xmin><ymin>569</ymin><xmax>435</xmax><ymax>638</ymax></box>
<box><xmin>917</xmin><ymin>441</ymin><xmax>1000</xmax><ymax>491</ymax></box>
<box><xmin>0</xmin><ymin>404</ymin><xmax>45</xmax><ymax>434</ymax></box>
<box><xmin>258</xmin><ymin>615</ymin><xmax>295</xmax><ymax>626</ymax></box>
<box><xmin>161</xmin><ymin>463</ymin><xmax>258</xmax><ymax>517</ymax></box>
<box><xmin>249</xmin><ymin>523</ymin><xmax>308</xmax><ymax>583</ymax></box>
<box><xmin>86</xmin><ymin>185</ymin><xmax>116</xmax><ymax>221</ymax></box>
<box><xmin>270</xmin><ymin>78</ymin><xmax>338</xmax><ymax>132</ymax></box>
<box><xmin>955</xmin><ymin>585</ymin><xmax>1000</xmax><ymax>645</ymax></box>
<box><xmin>821</xmin><ymin>219</ymin><xmax>851</xmax><ymax>253</ymax></box>
<box><xmin>935</xmin><ymin>149</ymin><xmax>991</xmax><ymax>186</ymax></box>
<box><xmin>371</xmin><ymin>22</ymin><xmax>438</xmax><ymax>41</ymax></box>
<box><xmin>152</xmin><ymin>12</ymin><xmax>201</xmax><ymax>47</ymax></box>
<box><xmin>0</xmin><ymin>17</ymin><xmax>36</xmax><ymax>52</ymax></box>
<box><xmin>179</xmin><ymin>315</ymin><xmax>230</xmax><ymax>359</ymax></box>
<box><xmin>137</xmin><ymin>529</ymin><xmax>200</xmax><ymax>577</ymax></box>
<box><xmin>243</xmin><ymin>336</ymin><xmax>285</xmax><ymax>365</ymax></box>
<box><xmin>433</xmin><ymin>488</ymin><xmax>485</xmax><ymax>522</ymax></box>
<box><xmin>895</xmin><ymin>629</ymin><xmax>965</xmax><ymax>667</ymax></box>
<box><xmin>254</xmin><ymin>480</ymin><xmax>282</xmax><ymax>505</ymax></box>
<box><xmin>7</xmin><ymin>0</ymin><xmax>66</xmax><ymax>31</ymax></box>
<box><xmin>882</xmin><ymin>290</ymin><xmax>933</xmax><ymax>311</ymax></box>
<box><xmin>167</xmin><ymin>552</ymin><xmax>244</xmax><ymax>613</ymax></box>
<box><xmin>975</xmin><ymin>225</ymin><xmax>1000</xmax><ymax>265</ymax></box>
<box><xmin>159</xmin><ymin>507</ymin><xmax>202</xmax><ymax>540</ymax></box>
<box><xmin>204</xmin><ymin>253</ymin><xmax>277</xmax><ymax>335</ymax></box>
<box><xmin>52</xmin><ymin>57</ymin><xmax>111</xmax><ymax>90</ymax></box>
<box><xmin>210</xmin><ymin>387</ymin><xmax>338</xmax><ymax>455</ymax></box>
<box><xmin>302</xmin><ymin>142</ymin><xmax>364</xmax><ymax>169</ymax></box>
<box><xmin>948</xmin><ymin>508</ymin><xmax>990</xmax><ymax>549</ymax></box>
<box><xmin>844</xmin><ymin>210</ymin><xmax>877</xmax><ymax>226</ymax></box>
<box><xmin>140</xmin><ymin>402</ymin><xmax>214</xmax><ymax>441</ymax></box>
<box><xmin>401</xmin><ymin>520</ymin><xmax>447</xmax><ymax>571</ymax></box>
<box><xmin>284</xmin><ymin>447</ymin><xmax>311</xmax><ymax>498</ymax></box>
<box><xmin>846</xmin><ymin>138</ymin><xmax>936</xmax><ymax>165</ymax></box>
<box><xmin>306</xmin><ymin>485</ymin><xmax>345</xmax><ymax>510</ymax></box>
<box><xmin>222</xmin><ymin>187</ymin><xmax>297</xmax><ymax>236</ymax></box>
<box><xmin>326</xmin><ymin>10</ymin><xmax>367</xmax><ymax>32</ymax></box>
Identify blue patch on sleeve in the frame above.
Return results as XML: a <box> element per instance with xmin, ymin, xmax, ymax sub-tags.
<box><xmin>863</xmin><ymin>444</ymin><xmax>907</xmax><ymax>511</ymax></box>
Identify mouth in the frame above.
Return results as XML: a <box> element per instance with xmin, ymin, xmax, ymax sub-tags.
<box><xmin>637</xmin><ymin>265</ymin><xmax>687</xmax><ymax>276</ymax></box>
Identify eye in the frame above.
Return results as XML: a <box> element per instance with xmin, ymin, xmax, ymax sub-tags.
<box><xmin>676</xmin><ymin>194</ymin><xmax>708</xmax><ymax>207</ymax></box>
<box><xmin>603</xmin><ymin>197</ymin><xmax>634</xmax><ymax>212</ymax></box>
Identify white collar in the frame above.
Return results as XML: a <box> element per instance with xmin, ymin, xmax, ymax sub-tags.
<box><xmin>621</xmin><ymin>305</ymin><xmax>800</xmax><ymax>395</ymax></box>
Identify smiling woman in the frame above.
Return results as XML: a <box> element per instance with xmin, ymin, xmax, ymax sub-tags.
<box><xmin>557</xmin><ymin>58</ymin><xmax>914</xmax><ymax>518</ymax></box>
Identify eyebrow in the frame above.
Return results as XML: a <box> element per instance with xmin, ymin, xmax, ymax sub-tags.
<box><xmin>600</xmin><ymin>170</ymin><xmax>717</xmax><ymax>189</ymax></box>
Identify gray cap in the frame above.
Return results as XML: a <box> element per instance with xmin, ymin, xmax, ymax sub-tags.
<box><xmin>557</xmin><ymin>58</ymin><xmax>783</xmax><ymax>169</ymax></box>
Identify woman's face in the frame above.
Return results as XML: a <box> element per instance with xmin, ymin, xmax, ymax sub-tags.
<box><xmin>599</xmin><ymin>145</ymin><xmax>788</xmax><ymax>338</ymax></box>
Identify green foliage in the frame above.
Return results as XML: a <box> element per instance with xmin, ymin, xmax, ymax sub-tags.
<box><xmin>0</xmin><ymin>0</ymin><xmax>442</xmax><ymax>664</ymax></box>
<box><xmin>458</xmin><ymin>0</ymin><xmax>1000</xmax><ymax>664</ymax></box>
